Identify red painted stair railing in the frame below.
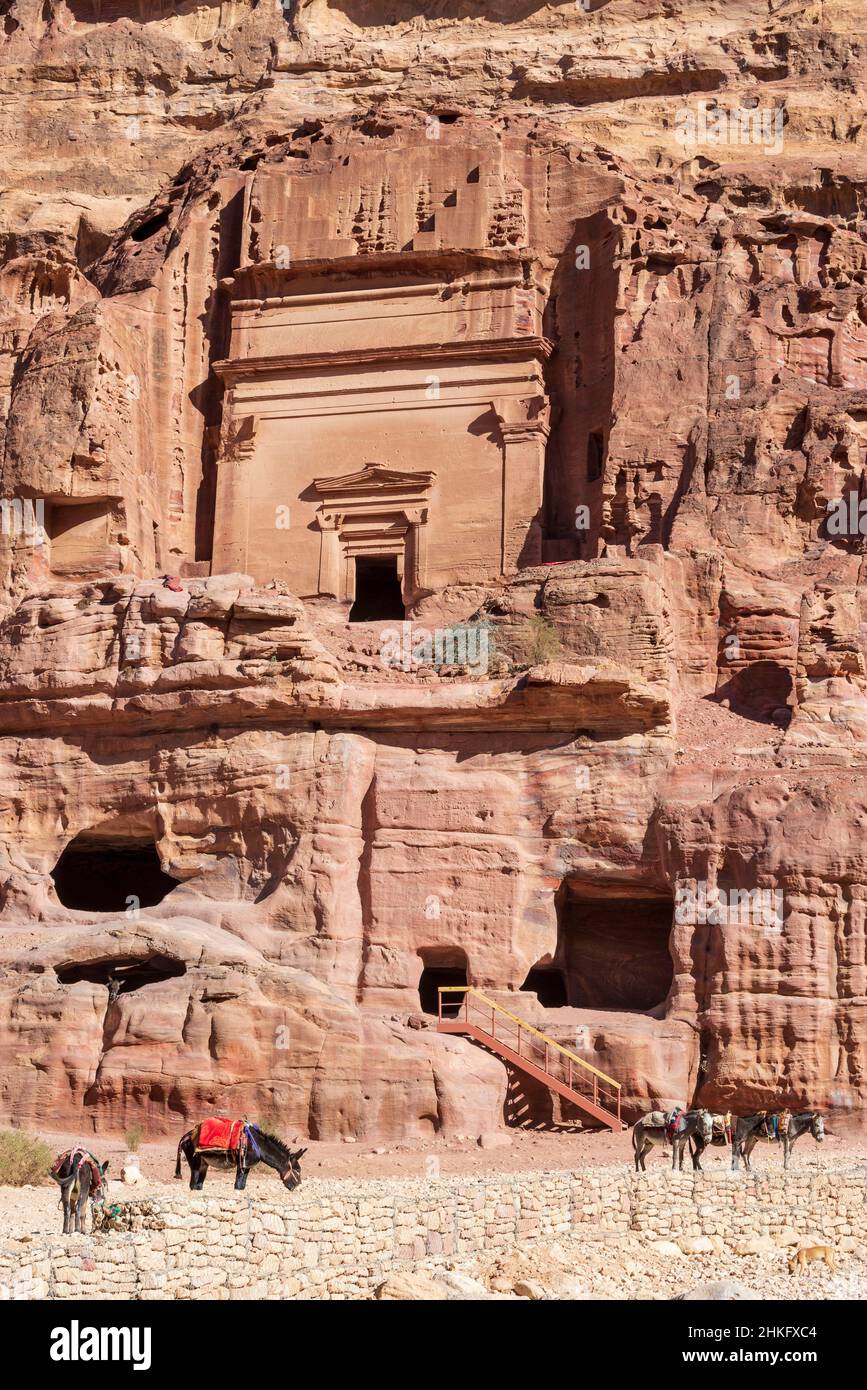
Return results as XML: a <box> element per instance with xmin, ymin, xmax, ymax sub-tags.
<box><xmin>437</xmin><ymin>986</ymin><xmax>625</xmax><ymax>1132</ymax></box>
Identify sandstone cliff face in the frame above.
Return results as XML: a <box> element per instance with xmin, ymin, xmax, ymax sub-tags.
<box><xmin>0</xmin><ymin>1</ymin><xmax>866</xmax><ymax>1140</ymax></box>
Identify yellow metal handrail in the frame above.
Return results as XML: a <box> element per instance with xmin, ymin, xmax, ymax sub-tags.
<box><xmin>438</xmin><ymin>985</ymin><xmax>620</xmax><ymax>1090</ymax></box>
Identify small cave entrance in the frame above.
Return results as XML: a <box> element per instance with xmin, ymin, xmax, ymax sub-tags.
<box><xmin>553</xmin><ymin>883</ymin><xmax>674</xmax><ymax>1012</ymax></box>
<box><xmin>349</xmin><ymin>555</ymin><xmax>404</xmax><ymax>622</ymax></box>
<box><xmin>520</xmin><ymin>964</ymin><xmax>568</xmax><ymax>1008</ymax></box>
<box><xmin>55</xmin><ymin>954</ymin><xmax>186</xmax><ymax>995</ymax></box>
<box><xmin>714</xmin><ymin>660</ymin><xmax>793</xmax><ymax>724</ymax></box>
<box><xmin>51</xmin><ymin>829</ymin><xmax>179</xmax><ymax>912</ymax></box>
<box><xmin>418</xmin><ymin>947</ymin><xmax>468</xmax><ymax>1018</ymax></box>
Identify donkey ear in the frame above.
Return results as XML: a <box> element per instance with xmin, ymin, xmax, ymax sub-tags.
<box><xmin>101</xmin><ymin>1161</ymin><xmax>109</xmax><ymax>1174</ymax></box>
<box><xmin>295</xmin><ymin>1148</ymin><xmax>307</xmax><ymax>1160</ymax></box>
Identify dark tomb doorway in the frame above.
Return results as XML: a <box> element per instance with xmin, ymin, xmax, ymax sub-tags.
<box><xmin>349</xmin><ymin>555</ymin><xmax>404</xmax><ymax>622</ymax></box>
<box><xmin>520</xmin><ymin>964</ymin><xmax>568</xmax><ymax>1008</ymax></box>
<box><xmin>418</xmin><ymin>947</ymin><xmax>468</xmax><ymax>1017</ymax></box>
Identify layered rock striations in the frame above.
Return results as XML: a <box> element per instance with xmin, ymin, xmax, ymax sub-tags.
<box><xmin>0</xmin><ymin>3</ymin><xmax>865</xmax><ymax>1139</ymax></box>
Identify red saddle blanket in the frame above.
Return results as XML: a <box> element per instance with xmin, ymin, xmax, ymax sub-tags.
<box><xmin>196</xmin><ymin>1117</ymin><xmax>243</xmax><ymax>1152</ymax></box>
<box><xmin>50</xmin><ymin>1147</ymin><xmax>104</xmax><ymax>1191</ymax></box>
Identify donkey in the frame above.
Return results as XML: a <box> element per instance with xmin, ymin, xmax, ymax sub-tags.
<box><xmin>174</xmin><ymin>1120</ymin><xmax>306</xmax><ymax>1191</ymax></box>
<box><xmin>50</xmin><ymin>1149</ymin><xmax>109</xmax><ymax>1234</ymax></box>
<box><xmin>632</xmin><ymin>1109</ymin><xmax>713</xmax><ymax>1171</ymax></box>
<box><xmin>731</xmin><ymin>1111</ymin><xmax>824</xmax><ymax>1171</ymax></box>
<box><xmin>687</xmin><ymin>1112</ymin><xmax>732</xmax><ymax>1170</ymax></box>
<box><xmin>670</xmin><ymin>1109</ymin><xmax>714</xmax><ymax>1171</ymax></box>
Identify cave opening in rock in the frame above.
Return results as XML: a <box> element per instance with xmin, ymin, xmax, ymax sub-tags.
<box><xmin>418</xmin><ymin>947</ymin><xmax>468</xmax><ymax>1017</ymax></box>
<box><xmin>130</xmin><ymin>208</ymin><xmax>171</xmax><ymax>243</ymax></box>
<box><xmin>51</xmin><ymin>831</ymin><xmax>179</xmax><ymax>912</ymax></box>
<box><xmin>520</xmin><ymin>964</ymin><xmax>568</xmax><ymax>1008</ymax></box>
<box><xmin>714</xmin><ymin>659</ymin><xmax>793</xmax><ymax>725</ymax></box>
<box><xmin>349</xmin><ymin>555</ymin><xmax>404</xmax><ymax>622</ymax></box>
<box><xmin>55</xmin><ymin>954</ymin><xmax>186</xmax><ymax>995</ymax></box>
<box><xmin>553</xmin><ymin>884</ymin><xmax>674</xmax><ymax>1012</ymax></box>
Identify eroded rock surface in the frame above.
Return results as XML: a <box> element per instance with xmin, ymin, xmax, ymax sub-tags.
<box><xmin>0</xmin><ymin>4</ymin><xmax>866</xmax><ymax>1140</ymax></box>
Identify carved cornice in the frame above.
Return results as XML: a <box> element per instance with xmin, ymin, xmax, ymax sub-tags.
<box><xmin>213</xmin><ymin>337</ymin><xmax>553</xmax><ymax>382</ymax></box>
<box><xmin>222</xmin><ymin>247</ymin><xmax>554</xmax><ymax>299</ymax></box>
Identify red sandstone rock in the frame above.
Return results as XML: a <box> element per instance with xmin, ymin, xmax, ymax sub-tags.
<box><xmin>0</xmin><ymin>10</ymin><xmax>865</xmax><ymax>1142</ymax></box>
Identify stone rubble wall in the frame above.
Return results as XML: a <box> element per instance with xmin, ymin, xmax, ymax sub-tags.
<box><xmin>2</xmin><ymin>1168</ymin><xmax>865</xmax><ymax>1301</ymax></box>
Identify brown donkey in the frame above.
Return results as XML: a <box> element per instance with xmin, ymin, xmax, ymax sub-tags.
<box><xmin>50</xmin><ymin>1148</ymin><xmax>109</xmax><ymax>1234</ymax></box>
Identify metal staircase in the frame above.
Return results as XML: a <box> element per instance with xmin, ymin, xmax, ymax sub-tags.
<box><xmin>437</xmin><ymin>986</ymin><xmax>625</xmax><ymax>1132</ymax></box>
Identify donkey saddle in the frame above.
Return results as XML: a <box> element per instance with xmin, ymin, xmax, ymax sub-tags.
<box><xmin>196</xmin><ymin>1117</ymin><xmax>244</xmax><ymax>1152</ymax></box>
<box><xmin>50</xmin><ymin>1147</ymin><xmax>104</xmax><ymax>1192</ymax></box>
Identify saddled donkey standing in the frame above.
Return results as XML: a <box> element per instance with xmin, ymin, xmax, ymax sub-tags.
<box><xmin>688</xmin><ymin>1112</ymin><xmax>732</xmax><ymax>1171</ymax></box>
<box><xmin>670</xmin><ymin>1109</ymin><xmax>714</xmax><ymax>1171</ymax></box>
<box><xmin>731</xmin><ymin>1111</ymin><xmax>824</xmax><ymax>1171</ymax></box>
<box><xmin>50</xmin><ymin>1148</ymin><xmax>109</xmax><ymax>1234</ymax></box>
<box><xmin>175</xmin><ymin>1119</ymin><xmax>306</xmax><ymax>1192</ymax></box>
<box><xmin>632</xmin><ymin>1109</ymin><xmax>713</xmax><ymax>1172</ymax></box>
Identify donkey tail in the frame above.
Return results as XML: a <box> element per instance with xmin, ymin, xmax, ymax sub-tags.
<box><xmin>175</xmin><ymin>1131</ymin><xmax>191</xmax><ymax>1179</ymax></box>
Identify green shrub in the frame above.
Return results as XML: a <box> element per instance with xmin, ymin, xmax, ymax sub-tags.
<box><xmin>124</xmin><ymin>1125</ymin><xmax>143</xmax><ymax>1153</ymax></box>
<box><xmin>0</xmin><ymin>1128</ymin><xmax>54</xmax><ymax>1186</ymax></box>
<box><xmin>517</xmin><ymin>614</ymin><xmax>562</xmax><ymax>666</ymax></box>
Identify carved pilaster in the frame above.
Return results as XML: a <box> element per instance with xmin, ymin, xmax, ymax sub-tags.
<box><xmin>403</xmin><ymin>506</ymin><xmax>430</xmax><ymax>600</ymax></box>
<box><xmin>314</xmin><ymin>510</ymin><xmax>343</xmax><ymax>598</ymax></box>
<box><xmin>493</xmin><ymin>395</ymin><xmax>550</xmax><ymax>573</ymax></box>
<box><xmin>213</xmin><ymin>410</ymin><xmax>258</xmax><ymax>574</ymax></box>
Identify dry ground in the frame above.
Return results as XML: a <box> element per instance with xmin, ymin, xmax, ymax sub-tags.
<box><xmin>10</xmin><ymin>1117</ymin><xmax>867</xmax><ymax>1189</ymax></box>
<box><xmin>1</xmin><ymin>1119</ymin><xmax>863</xmax><ymax>1234</ymax></box>
<box><xmin>3</xmin><ymin>1124</ymin><xmax>866</xmax><ymax>1298</ymax></box>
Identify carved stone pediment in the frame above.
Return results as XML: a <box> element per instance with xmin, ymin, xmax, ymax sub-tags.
<box><xmin>313</xmin><ymin>462</ymin><xmax>436</xmax><ymax>497</ymax></box>
<box><xmin>309</xmin><ymin>463</ymin><xmax>436</xmax><ymax>603</ymax></box>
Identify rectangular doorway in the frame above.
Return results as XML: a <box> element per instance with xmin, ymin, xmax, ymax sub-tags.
<box><xmin>349</xmin><ymin>555</ymin><xmax>405</xmax><ymax>622</ymax></box>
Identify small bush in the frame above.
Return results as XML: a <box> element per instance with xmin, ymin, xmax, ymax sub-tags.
<box><xmin>125</xmin><ymin>1125</ymin><xmax>143</xmax><ymax>1153</ymax></box>
<box><xmin>0</xmin><ymin>1128</ymin><xmax>54</xmax><ymax>1186</ymax></box>
<box><xmin>517</xmin><ymin>614</ymin><xmax>562</xmax><ymax>666</ymax></box>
